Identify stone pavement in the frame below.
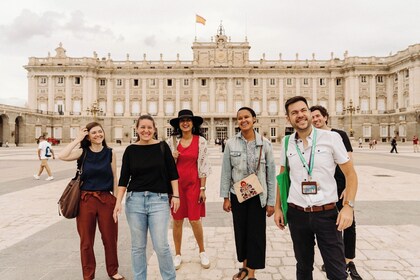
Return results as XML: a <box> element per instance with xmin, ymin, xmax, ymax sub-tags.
<box><xmin>0</xmin><ymin>143</ymin><xmax>420</xmax><ymax>279</ymax></box>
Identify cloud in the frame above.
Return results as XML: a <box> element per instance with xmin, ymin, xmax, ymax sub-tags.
<box><xmin>143</xmin><ymin>35</ymin><xmax>156</xmax><ymax>47</ymax></box>
<box><xmin>0</xmin><ymin>9</ymin><xmax>123</xmax><ymax>44</ymax></box>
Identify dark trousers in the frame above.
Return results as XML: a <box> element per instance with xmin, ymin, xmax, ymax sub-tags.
<box><xmin>231</xmin><ymin>194</ymin><xmax>266</xmax><ymax>269</ymax></box>
<box><xmin>390</xmin><ymin>145</ymin><xmax>398</xmax><ymax>153</ymax></box>
<box><xmin>336</xmin><ymin>198</ymin><xmax>356</xmax><ymax>259</ymax></box>
<box><xmin>288</xmin><ymin>206</ymin><xmax>347</xmax><ymax>280</ymax></box>
<box><xmin>77</xmin><ymin>191</ymin><xmax>119</xmax><ymax>280</ymax></box>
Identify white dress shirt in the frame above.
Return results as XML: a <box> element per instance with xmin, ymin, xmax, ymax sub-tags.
<box><xmin>280</xmin><ymin>127</ymin><xmax>350</xmax><ymax>208</ymax></box>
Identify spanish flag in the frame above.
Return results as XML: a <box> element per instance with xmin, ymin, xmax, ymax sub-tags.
<box><xmin>196</xmin><ymin>14</ymin><xmax>206</xmax><ymax>25</ymax></box>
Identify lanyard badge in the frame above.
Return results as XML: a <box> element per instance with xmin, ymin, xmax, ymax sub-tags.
<box><xmin>295</xmin><ymin>129</ymin><xmax>318</xmax><ymax>195</ymax></box>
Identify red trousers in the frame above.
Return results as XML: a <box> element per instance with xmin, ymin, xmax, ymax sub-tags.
<box><xmin>76</xmin><ymin>191</ymin><xmax>119</xmax><ymax>280</ymax></box>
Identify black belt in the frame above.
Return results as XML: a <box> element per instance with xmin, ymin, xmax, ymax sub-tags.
<box><xmin>288</xmin><ymin>202</ymin><xmax>336</xmax><ymax>213</ymax></box>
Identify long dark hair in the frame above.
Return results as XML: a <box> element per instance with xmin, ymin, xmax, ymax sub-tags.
<box><xmin>171</xmin><ymin>121</ymin><xmax>205</xmax><ymax>139</ymax></box>
<box><xmin>80</xmin><ymin>122</ymin><xmax>108</xmax><ymax>149</ymax></box>
<box><xmin>136</xmin><ymin>115</ymin><xmax>157</xmax><ymax>142</ymax></box>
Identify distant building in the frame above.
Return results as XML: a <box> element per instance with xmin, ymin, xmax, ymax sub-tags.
<box><xmin>5</xmin><ymin>24</ymin><xmax>420</xmax><ymax>144</ymax></box>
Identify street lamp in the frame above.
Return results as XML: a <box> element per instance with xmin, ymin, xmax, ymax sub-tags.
<box><xmin>86</xmin><ymin>101</ymin><xmax>103</xmax><ymax>120</ymax></box>
<box><xmin>344</xmin><ymin>99</ymin><xmax>359</xmax><ymax>137</ymax></box>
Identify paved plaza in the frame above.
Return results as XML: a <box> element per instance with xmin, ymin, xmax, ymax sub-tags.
<box><xmin>0</xmin><ymin>142</ymin><xmax>420</xmax><ymax>279</ymax></box>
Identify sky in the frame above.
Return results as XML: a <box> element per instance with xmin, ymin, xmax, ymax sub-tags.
<box><xmin>0</xmin><ymin>0</ymin><xmax>419</xmax><ymax>107</ymax></box>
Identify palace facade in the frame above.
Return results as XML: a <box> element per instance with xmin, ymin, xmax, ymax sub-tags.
<box><xmin>13</xmin><ymin>24</ymin><xmax>420</xmax><ymax>144</ymax></box>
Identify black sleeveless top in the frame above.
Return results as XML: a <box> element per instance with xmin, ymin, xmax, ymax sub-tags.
<box><xmin>80</xmin><ymin>147</ymin><xmax>113</xmax><ymax>191</ymax></box>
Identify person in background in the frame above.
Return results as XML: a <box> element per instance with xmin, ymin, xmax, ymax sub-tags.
<box><xmin>113</xmin><ymin>115</ymin><xmax>179</xmax><ymax>280</ymax></box>
<box><xmin>311</xmin><ymin>105</ymin><xmax>363</xmax><ymax>280</ymax></box>
<box><xmin>168</xmin><ymin>109</ymin><xmax>212</xmax><ymax>270</ymax></box>
<box><xmin>274</xmin><ymin>96</ymin><xmax>358</xmax><ymax>280</ymax></box>
<box><xmin>220</xmin><ymin>107</ymin><xmax>276</xmax><ymax>280</ymax></box>
<box><xmin>413</xmin><ymin>135</ymin><xmax>419</xmax><ymax>153</ymax></box>
<box><xmin>390</xmin><ymin>137</ymin><xmax>398</xmax><ymax>153</ymax></box>
<box><xmin>34</xmin><ymin>135</ymin><xmax>55</xmax><ymax>181</ymax></box>
<box><xmin>59</xmin><ymin>122</ymin><xmax>124</xmax><ymax>280</ymax></box>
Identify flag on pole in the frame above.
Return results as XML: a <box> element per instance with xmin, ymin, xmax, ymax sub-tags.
<box><xmin>196</xmin><ymin>14</ymin><xmax>206</xmax><ymax>25</ymax></box>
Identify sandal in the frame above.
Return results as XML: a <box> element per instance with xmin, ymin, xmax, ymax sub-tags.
<box><xmin>232</xmin><ymin>268</ymin><xmax>248</xmax><ymax>280</ymax></box>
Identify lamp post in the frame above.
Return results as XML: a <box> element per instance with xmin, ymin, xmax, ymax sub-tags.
<box><xmin>345</xmin><ymin>99</ymin><xmax>357</xmax><ymax>137</ymax></box>
<box><xmin>86</xmin><ymin>101</ymin><xmax>103</xmax><ymax>121</ymax></box>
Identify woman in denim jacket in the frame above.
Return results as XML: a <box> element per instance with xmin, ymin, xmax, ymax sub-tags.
<box><xmin>220</xmin><ymin>107</ymin><xmax>276</xmax><ymax>280</ymax></box>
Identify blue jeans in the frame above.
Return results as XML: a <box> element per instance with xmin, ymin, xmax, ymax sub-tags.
<box><xmin>125</xmin><ymin>191</ymin><xmax>176</xmax><ymax>280</ymax></box>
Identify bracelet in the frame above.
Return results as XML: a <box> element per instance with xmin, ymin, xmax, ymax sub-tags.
<box><xmin>200</xmin><ymin>187</ymin><xmax>206</xmax><ymax>191</ymax></box>
<box><xmin>172</xmin><ymin>195</ymin><xmax>179</xmax><ymax>198</ymax></box>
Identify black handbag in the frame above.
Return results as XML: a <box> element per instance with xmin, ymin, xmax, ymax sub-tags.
<box><xmin>58</xmin><ymin>149</ymin><xmax>87</xmax><ymax>219</ymax></box>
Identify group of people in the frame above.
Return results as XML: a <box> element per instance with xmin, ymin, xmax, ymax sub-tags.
<box><xmin>56</xmin><ymin>95</ymin><xmax>363</xmax><ymax>280</ymax></box>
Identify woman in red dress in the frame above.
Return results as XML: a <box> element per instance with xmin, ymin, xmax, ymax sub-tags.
<box><xmin>169</xmin><ymin>110</ymin><xmax>212</xmax><ymax>270</ymax></box>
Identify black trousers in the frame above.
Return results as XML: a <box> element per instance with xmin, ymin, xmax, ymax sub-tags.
<box><xmin>336</xmin><ymin>198</ymin><xmax>356</xmax><ymax>259</ymax></box>
<box><xmin>288</xmin><ymin>206</ymin><xmax>347</xmax><ymax>280</ymax></box>
<box><xmin>390</xmin><ymin>145</ymin><xmax>398</xmax><ymax>153</ymax></box>
<box><xmin>231</xmin><ymin>194</ymin><xmax>266</xmax><ymax>269</ymax></box>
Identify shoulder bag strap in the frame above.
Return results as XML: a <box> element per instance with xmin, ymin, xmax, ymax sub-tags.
<box><xmin>77</xmin><ymin>149</ymin><xmax>88</xmax><ymax>175</ymax></box>
<box><xmin>255</xmin><ymin>135</ymin><xmax>264</xmax><ymax>173</ymax></box>
<box><xmin>285</xmin><ymin>135</ymin><xmax>290</xmax><ymax>171</ymax></box>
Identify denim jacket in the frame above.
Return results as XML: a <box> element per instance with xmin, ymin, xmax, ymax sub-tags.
<box><xmin>220</xmin><ymin>130</ymin><xmax>276</xmax><ymax>207</ymax></box>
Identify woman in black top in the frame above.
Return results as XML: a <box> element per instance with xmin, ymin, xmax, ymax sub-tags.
<box><xmin>113</xmin><ymin>115</ymin><xmax>180</xmax><ymax>280</ymax></box>
<box><xmin>59</xmin><ymin>122</ymin><xmax>125</xmax><ymax>280</ymax></box>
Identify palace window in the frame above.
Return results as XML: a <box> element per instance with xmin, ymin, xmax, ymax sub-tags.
<box><xmin>133</xmin><ymin>79</ymin><xmax>139</xmax><ymax>87</ymax></box>
<box><xmin>269</xmin><ymin>78</ymin><xmax>275</xmax><ymax>86</ymax></box>
<box><xmin>201</xmin><ymin>79</ymin><xmax>207</xmax><ymax>86</ymax></box>
<box><xmin>116</xmin><ymin>79</ymin><xmax>122</xmax><ymax>86</ymax></box>
<box><xmin>40</xmin><ymin>77</ymin><xmax>47</xmax><ymax>85</ymax></box>
<box><xmin>336</xmin><ymin>78</ymin><xmax>342</xmax><ymax>86</ymax></box>
<box><xmin>150</xmin><ymin>79</ymin><xmax>156</xmax><ymax>87</ymax></box>
<box><xmin>99</xmin><ymin>79</ymin><xmax>106</xmax><ymax>86</ymax></box>
<box><xmin>377</xmin><ymin>76</ymin><xmax>383</xmax><ymax>83</ymax></box>
<box><xmin>57</xmin><ymin>77</ymin><xmax>64</xmax><ymax>84</ymax></box>
<box><xmin>270</xmin><ymin>127</ymin><xmax>276</xmax><ymax>137</ymax></box>
<box><xmin>303</xmin><ymin>78</ymin><xmax>309</xmax><ymax>86</ymax></box>
<box><xmin>183</xmin><ymin>79</ymin><xmax>189</xmax><ymax>86</ymax></box>
<box><xmin>253</xmin><ymin>79</ymin><xmax>259</xmax><ymax>86</ymax></box>
<box><xmin>286</xmin><ymin>78</ymin><xmax>293</xmax><ymax>86</ymax></box>
<box><xmin>236</xmin><ymin>79</ymin><xmax>242</xmax><ymax>86</ymax></box>
<box><xmin>75</xmin><ymin>77</ymin><xmax>81</xmax><ymax>85</ymax></box>
<box><xmin>361</xmin><ymin>76</ymin><xmax>367</xmax><ymax>83</ymax></box>
<box><xmin>319</xmin><ymin>78</ymin><xmax>325</xmax><ymax>86</ymax></box>
<box><xmin>167</xmin><ymin>79</ymin><xmax>173</xmax><ymax>87</ymax></box>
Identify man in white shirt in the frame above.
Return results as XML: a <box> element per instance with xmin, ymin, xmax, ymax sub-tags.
<box><xmin>34</xmin><ymin>135</ymin><xmax>55</xmax><ymax>180</ymax></box>
<box><xmin>274</xmin><ymin>96</ymin><xmax>358</xmax><ymax>280</ymax></box>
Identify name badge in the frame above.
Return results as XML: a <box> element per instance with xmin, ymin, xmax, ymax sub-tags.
<box><xmin>301</xmin><ymin>181</ymin><xmax>318</xmax><ymax>195</ymax></box>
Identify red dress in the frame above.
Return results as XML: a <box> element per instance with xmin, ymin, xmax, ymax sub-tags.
<box><xmin>171</xmin><ymin>135</ymin><xmax>205</xmax><ymax>220</ymax></box>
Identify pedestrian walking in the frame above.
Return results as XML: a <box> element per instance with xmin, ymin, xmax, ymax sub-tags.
<box><xmin>34</xmin><ymin>135</ymin><xmax>55</xmax><ymax>181</ymax></box>
<box><xmin>413</xmin><ymin>135</ymin><xmax>419</xmax><ymax>153</ymax></box>
<box><xmin>390</xmin><ymin>137</ymin><xmax>398</xmax><ymax>153</ymax></box>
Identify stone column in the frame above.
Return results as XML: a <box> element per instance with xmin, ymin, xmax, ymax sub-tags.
<box><xmin>398</xmin><ymin>71</ymin><xmax>404</xmax><ymax>110</ymax></box>
<box><xmin>353</xmin><ymin>75</ymin><xmax>360</xmax><ymax>107</ymax></box>
<box><xmin>295</xmin><ymin>77</ymin><xmax>301</xmax><ymax>96</ymax></box>
<box><xmin>262</xmin><ymin>78</ymin><xmax>268</xmax><ymax>116</ymax></box>
<box><xmin>192</xmin><ymin>78</ymin><xmax>199</xmax><ymax>112</ymax></box>
<box><xmin>158</xmin><ymin>78</ymin><xmax>164</xmax><ymax>116</ymax></box>
<box><xmin>328</xmin><ymin>78</ymin><xmax>336</xmax><ymax>115</ymax></box>
<box><xmin>27</xmin><ymin>75</ymin><xmax>36</xmax><ymax>110</ymax></box>
<box><xmin>65</xmin><ymin>75</ymin><xmax>72</xmax><ymax>115</ymax></box>
<box><xmin>124</xmin><ymin>78</ymin><xmax>130</xmax><ymax>116</ymax></box>
<box><xmin>106</xmin><ymin>77</ymin><xmax>113</xmax><ymax>116</ymax></box>
<box><xmin>386</xmin><ymin>75</ymin><xmax>393</xmax><ymax>111</ymax></box>
<box><xmin>370</xmin><ymin>75</ymin><xmax>377</xmax><ymax>113</ymax></box>
<box><xmin>227</xmin><ymin>78</ymin><xmax>234</xmax><ymax>113</ymax></box>
<box><xmin>48</xmin><ymin>75</ymin><xmax>54</xmax><ymax>112</ymax></box>
<box><xmin>409</xmin><ymin>67</ymin><xmax>420</xmax><ymax>107</ymax></box>
<box><xmin>209</xmin><ymin>78</ymin><xmax>216</xmax><ymax>113</ymax></box>
<box><xmin>279</xmin><ymin>78</ymin><xmax>284</xmax><ymax>115</ymax></box>
<box><xmin>82</xmin><ymin>75</ymin><xmax>88</xmax><ymax>114</ymax></box>
<box><xmin>175</xmin><ymin>78</ymin><xmax>181</xmax><ymax>113</ymax></box>
<box><xmin>244</xmin><ymin>78</ymin><xmax>251</xmax><ymax>107</ymax></box>
<box><xmin>141</xmin><ymin>78</ymin><xmax>147</xmax><ymax>114</ymax></box>
<box><xmin>312</xmin><ymin>77</ymin><xmax>317</xmax><ymax>105</ymax></box>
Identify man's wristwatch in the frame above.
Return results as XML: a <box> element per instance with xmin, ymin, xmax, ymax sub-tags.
<box><xmin>200</xmin><ymin>187</ymin><xmax>206</xmax><ymax>191</ymax></box>
<box><xmin>344</xmin><ymin>200</ymin><xmax>355</xmax><ymax>208</ymax></box>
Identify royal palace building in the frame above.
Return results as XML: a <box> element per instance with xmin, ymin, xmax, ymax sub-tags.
<box><xmin>7</xmin><ymin>24</ymin><xmax>419</xmax><ymax>145</ymax></box>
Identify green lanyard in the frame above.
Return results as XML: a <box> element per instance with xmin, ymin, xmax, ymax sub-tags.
<box><xmin>294</xmin><ymin>128</ymin><xmax>317</xmax><ymax>178</ymax></box>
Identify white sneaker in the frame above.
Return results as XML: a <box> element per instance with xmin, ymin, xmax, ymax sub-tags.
<box><xmin>173</xmin><ymin>255</ymin><xmax>182</xmax><ymax>270</ymax></box>
<box><xmin>33</xmin><ymin>175</ymin><xmax>40</xmax><ymax>180</ymax></box>
<box><xmin>46</xmin><ymin>176</ymin><xmax>54</xmax><ymax>181</ymax></box>
<box><xmin>199</xmin><ymin>252</ymin><xmax>210</xmax><ymax>269</ymax></box>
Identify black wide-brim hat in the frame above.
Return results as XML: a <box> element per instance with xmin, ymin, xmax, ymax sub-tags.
<box><xmin>170</xmin><ymin>109</ymin><xmax>203</xmax><ymax>128</ymax></box>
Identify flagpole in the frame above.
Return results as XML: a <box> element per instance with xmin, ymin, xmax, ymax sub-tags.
<box><xmin>194</xmin><ymin>14</ymin><xmax>197</xmax><ymax>41</ymax></box>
